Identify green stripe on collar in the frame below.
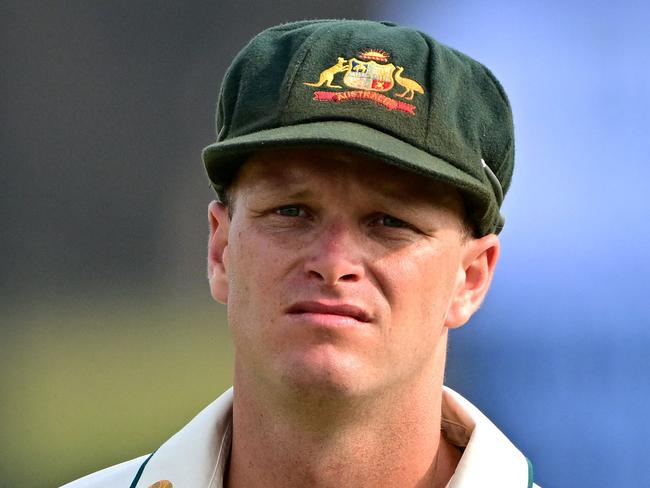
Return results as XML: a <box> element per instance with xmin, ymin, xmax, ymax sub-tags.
<box><xmin>129</xmin><ymin>450</ymin><xmax>157</xmax><ymax>488</ymax></box>
<box><xmin>526</xmin><ymin>457</ymin><xmax>535</xmax><ymax>488</ymax></box>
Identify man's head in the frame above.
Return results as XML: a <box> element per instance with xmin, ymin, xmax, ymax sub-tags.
<box><xmin>202</xmin><ymin>19</ymin><xmax>513</xmax><ymax>399</ymax></box>
<box><xmin>207</xmin><ymin>147</ymin><xmax>499</xmax><ymax>399</ymax></box>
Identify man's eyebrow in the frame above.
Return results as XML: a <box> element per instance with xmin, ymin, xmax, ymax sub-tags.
<box><xmin>373</xmin><ymin>185</ymin><xmax>410</xmax><ymax>201</ymax></box>
<box><xmin>276</xmin><ymin>189</ymin><xmax>314</xmax><ymax>200</ymax></box>
<box><xmin>248</xmin><ymin>179</ymin><xmax>314</xmax><ymax>201</ymax></box>
<box><xmin>368</xmin><ymin>183</ymin><xmax>429</xmax><ymax>206</ymax></box>
<box><xmin>375</xmin><ymin>178</ymin><xmax>461</xmax><ymax>207</ymax></box>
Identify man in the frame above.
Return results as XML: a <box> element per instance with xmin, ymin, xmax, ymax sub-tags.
<box><xmin>64</xmin><ymin>19</ymin><xmax>538</xmax><ymax>487</ymax></box>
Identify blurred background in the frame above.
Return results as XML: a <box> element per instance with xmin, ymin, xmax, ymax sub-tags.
<box><xmin>2</xmin><ymin>0</ymin><xmax>649</xmax><ymax>486</ymax></box>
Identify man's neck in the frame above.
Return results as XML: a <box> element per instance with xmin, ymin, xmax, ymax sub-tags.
<box><xmin>226</xmin><ymin>365</ymin><xmax>460</xmax><ymax>488</ymax></box>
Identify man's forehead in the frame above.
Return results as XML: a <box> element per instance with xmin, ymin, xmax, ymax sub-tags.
<box><xmin>232</xmin><ymin>147</ymin><xmax>461</xmax><ymax>204</ymax></box>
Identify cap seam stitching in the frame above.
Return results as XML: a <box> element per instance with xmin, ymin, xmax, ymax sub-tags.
<box><xmin>421</xmin><ymin>30</ymin><xmax>435</xmax><ymax>157</ymax></box>
<box><xmin>279</xmin><ymin>27</ymin><xmax>324</xmax><ymax>126</ymax></box>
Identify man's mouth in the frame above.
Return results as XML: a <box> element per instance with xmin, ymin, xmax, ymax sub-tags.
<box><xmin>285</xmin><ymin>301</ymin><xmax>372</xmax><ymax>323</ymax></box>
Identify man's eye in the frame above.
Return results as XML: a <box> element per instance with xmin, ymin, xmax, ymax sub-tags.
<box><xmin>378</xmin><ymin>214</ymin><xmax>409</xmax><ymax>228</ymax></box>
<box><xmin>276</xmin><ymin>205</ymin><xmax>304</xmax><ymax>217</ymax></box>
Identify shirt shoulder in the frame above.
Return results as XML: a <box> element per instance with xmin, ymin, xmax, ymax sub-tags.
<box><xmin>60</xmin><ymin>455</ymin><xmax>149</xmax><ymax>488</ymax></box>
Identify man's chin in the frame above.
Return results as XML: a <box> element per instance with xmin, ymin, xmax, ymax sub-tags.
<box><xmin>277</xmin><ymin>352</ymin><xmax>372</xmax><ymax>400</ymax></box>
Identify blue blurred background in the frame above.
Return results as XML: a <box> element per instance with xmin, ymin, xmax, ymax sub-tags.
<box><xmin>379</xmin><ymin>1</ymin><xmax>650</xmax><ymax>486</ymax></box>
<box><xmin>3</xmin><ymin>1</ymin><xmax>649</xmax><ymax>486</ymax></box>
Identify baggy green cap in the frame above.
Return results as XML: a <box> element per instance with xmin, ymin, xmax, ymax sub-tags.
<box><xmin>202</xmin><ymin>19</ymin><xmax>514</xmax><ymax>236</ymax></box>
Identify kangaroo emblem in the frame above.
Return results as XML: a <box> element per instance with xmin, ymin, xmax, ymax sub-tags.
<box><xmin>304</xmin><ymin>57</ymin><xmax>349</xmax><ymax>89</ymax></box>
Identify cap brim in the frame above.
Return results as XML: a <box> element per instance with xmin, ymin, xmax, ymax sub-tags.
<box><xmin>202</xmin><ymin>120</ymin><xmax>498</xmax><ymax>233</ymax></box>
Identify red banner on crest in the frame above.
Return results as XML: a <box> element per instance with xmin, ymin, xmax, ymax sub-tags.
<box><xmin>312</xmin><ymin>90</ymin><xmax>416</xmax><ymax>115</ymax></box>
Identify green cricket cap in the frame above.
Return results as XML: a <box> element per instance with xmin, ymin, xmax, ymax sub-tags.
<box><xmin>202</xmin><ymin>19</ymin><xmax>514</xmax><ymax>236</ymax></box>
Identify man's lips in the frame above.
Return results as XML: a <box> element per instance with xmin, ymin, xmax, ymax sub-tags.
<box><xmin>285</xmin><ymin>301</ymin><xmax>372</xmax><ymax>323</ymax></box>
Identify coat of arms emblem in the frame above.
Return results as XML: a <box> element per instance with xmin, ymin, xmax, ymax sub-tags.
<box><xmin>303</xmin><ymin>49</ymin><xmax>425</xmax><ymax>114</ymax></box>
<box><xmin>343</xmin><ymin>58</ymin><xmax>395</xmax><ymax>92</ymax></box>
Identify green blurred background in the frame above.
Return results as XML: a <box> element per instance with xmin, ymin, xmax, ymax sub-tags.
<box><xmin>2</xmin><ymin>1</ymin><xmax>372</xmax><ymax>486</ymax></box>
<box><xmin>2</xmin><ymin>295</ymin><xmax>233</xmax><ymax>486</ymax></box>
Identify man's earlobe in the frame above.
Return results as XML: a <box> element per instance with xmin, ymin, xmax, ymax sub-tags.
<box><xmin>207</xmin><ymin>200</ymin><xmax>230</xmax><ymax>304</ymax></box>
<box><xmin>445</xmin><ymin>234</ymin><xmax>500</xmax><ymax>329</ymax></box>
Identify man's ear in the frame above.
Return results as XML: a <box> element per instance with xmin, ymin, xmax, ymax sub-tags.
<box><xmin>445</xmin><ymin>234</ymin><xmax>500</xmax><ymax>329</ymax></box>
<box><xmin>207</xmin><ymin>200</ymin><xmax>230</xmax><ymax>304</ymax></box>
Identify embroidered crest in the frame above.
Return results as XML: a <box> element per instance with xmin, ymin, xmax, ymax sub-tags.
<box><xmin>303</xmin><ymin>49</ymin><xmax>425</xmax><ymax>115</ymax></box>
<box><xmin>343</xmin><ymin>59</ymin><xmax>395</xmax><ymax>92</ymax></box>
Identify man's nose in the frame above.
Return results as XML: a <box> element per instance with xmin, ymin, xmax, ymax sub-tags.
<box><xmin>303</xmin><ymin>222</ymin><xmax>365</xmax><ymax>285</ymax></box>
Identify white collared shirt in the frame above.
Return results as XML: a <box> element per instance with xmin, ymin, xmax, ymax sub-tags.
<box><xmin>62</xmin><ymin>387</ymin><xmax>539</xmax><ymax>487</ymax></box>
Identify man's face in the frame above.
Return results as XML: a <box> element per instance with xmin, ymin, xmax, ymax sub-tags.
<box><xmin>208</xmin><ymin>148</ymin><xmax>497</xmax><ymax>399</ymax></box>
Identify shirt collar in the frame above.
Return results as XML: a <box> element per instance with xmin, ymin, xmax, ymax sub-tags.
<box><xmin>441</xmin><ymin>386</ymin><xmax>533</xmax><ymax>488</ymax></box>
<box><xmin>135</xmin><ymin>388</ymin><xmax>233</xmax><ymax>488</ymax></box>
<box><xmin>134</xmin><ymin>387</ymin><xmax>533</xmax><ymax>488</ymax></box>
